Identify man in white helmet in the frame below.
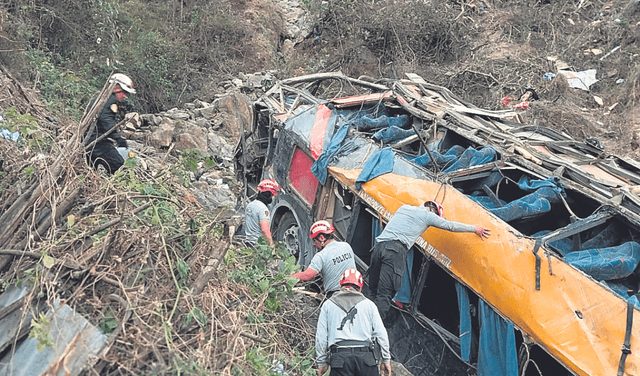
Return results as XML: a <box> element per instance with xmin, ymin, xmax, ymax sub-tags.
<box><xmin>290</xmin><ymin>220</ymin><xmax>356</xmax><ymax>297</ymax></box>
<box><xmin>315</xmin><ymin>268</ymin><xmax>391</xmax><ymax>376</ymax></box>
<box><xmin>86</xmin><ymin>73</ymin><xmax>136</xmax><ymax>174</ymax></box>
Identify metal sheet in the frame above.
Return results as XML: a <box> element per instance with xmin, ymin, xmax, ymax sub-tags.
<box><xmin>0</xmin><ymin>298</ymin><xmax>107</xmax><ymax>376</ymax></box>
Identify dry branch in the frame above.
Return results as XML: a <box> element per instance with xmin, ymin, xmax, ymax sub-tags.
<box><xmin>190</xmin><ymin>238</ymin><xmax>230</xmax><ymax>296</ymax></box>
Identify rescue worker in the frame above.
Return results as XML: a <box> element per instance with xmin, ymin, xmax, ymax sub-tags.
<box><xmin>316</xmin><ymin>268</ymin><xmax>392</xmax><ymax>376</ymax></box>
<box><xmin>244</xmin><ymin>179</ymin><xmax>280</xmax><ymax>246</ymax></box>
<box><xmin>86</xmin><ymin>73</ymin><xmax>136</xmax><ymax>174</ymax></box>
<box><xmin>291</xmin><ymin>220</ymin><xmax>356</xmax><ymax>296</ymax></box>
<box><xmin>368</xmin><ymin>200</ymin><xmax>490</xmax><ymax>321</ymax></box>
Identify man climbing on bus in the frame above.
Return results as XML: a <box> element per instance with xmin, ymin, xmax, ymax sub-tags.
<box><xmin>291</xmin><ymin>220</ymin><xmax>356</xmax><ymax>297</ymax></box>
<box><xmin>368</xmin><ymin>200</ymin><xmax>490</xmax><ymax>323</ymax></box>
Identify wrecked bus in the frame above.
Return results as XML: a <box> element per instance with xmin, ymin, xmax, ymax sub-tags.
<box><xmin>235</xmin><ymin>72</ymin><xmax>640</xmax><ymax>376</ymax></box>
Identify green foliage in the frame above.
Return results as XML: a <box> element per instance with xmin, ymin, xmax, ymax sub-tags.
<box><xmin>227</xmin><ymin>241</ymin><xmax>298</xmax><ymax>313</ymax></box>
<box><xmin>99</xmin><ymin>307</ymin><xmax>119</xmax><ymax>334</ymax></box>
<box><xmin>23</xmin><ymin>165</ymin><xmax>35</xmax><ymax>178</ymax></box>
<box><xmin>178</xmin><ymin>149</ymin><xmax>217</xmax><ymax>172</ymax></box>
<box><xmin>29</xmin><ymin>312</ymin><xmax>55</xmax><ymax>352</ymax></box>
<box><xmin>176</xmin><ymin>258</ymin><xmax>190</xmax><ymax>283</ymax></box>
<box><xmin>3</xmin><ymin>107</ymin><xmax>52</xmax><ymax>152</ymax></box>
<box><xmin>288</xmin><ymin>347</ymin><xmax>317</xmax><ymax>376</ymax></box>
<box><xmin>3</xmin><ymin>107</ymin><xmax>37</xmax><ymax>133</ymax></box>
<box><xmin>24</xmin><ymin>50</ymin><xmax>96</xmax><ymax>119</ymax></box>
<box><xmin>183</xmin><ymin>306</ymin><xmax>208</xmax><ymax>329</ymax></box>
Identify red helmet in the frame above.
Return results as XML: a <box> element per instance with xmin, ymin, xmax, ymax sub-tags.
<box><xmin>309</xmin><ymin>220</ymin><xmax>335</xmax><ymax>239</ymax></box>
<box><xmin>340</xmin><ymin>268</ymin><xmax>363</xmax><ymax>289</ymax></box>
<box><xmin>425</xmin><ymin>200</ymin><xmax>444</xmax><ymax>217</ymax></box>
<box><xmin>257</xmin><ymin>179</ymin><xmax>280</xmax><ymax>195</ymax></box>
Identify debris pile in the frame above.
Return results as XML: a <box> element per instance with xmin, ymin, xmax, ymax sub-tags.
<box><xmin>0</xmin><ymin>66</ymin><xmax>319</xmax><ymax>375</ymax></box>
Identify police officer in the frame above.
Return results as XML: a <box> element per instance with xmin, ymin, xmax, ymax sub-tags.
<box><xmin>368</xmin><ymin>200</ymin><xmax>490</xmax><ymax>321</ymax></box>
<box><xmin>86</xmin><ymin>73</ymin><xmax>136</xmax><ymax>174</ymax></box>
<box><xmin>291</xmin><ymin>220</ymin><xmax>356</xmax><ymax>295</ymax></box>
<box><xmin>316</xmin><ymin>268</ymin><xmax>391</xmax><ymax>376</ymax></box>
<box><xmin>244</xmin><ymin>179</ymin><xmax>280</xmax><ymax>246</ymax></box>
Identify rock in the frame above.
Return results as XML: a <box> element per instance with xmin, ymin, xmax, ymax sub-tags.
<box><xmin>199</xmin><ymin>105</ymin><xmax>216</xmax><ymax>119</ymax></box>
<box><xmin>175</xmin><ymin>124</ymin><xmax>208</xmax><ymax>155</ymax></box>
<box><xmin>207</xmin><ymin>132</ymin><xmax>234</xmax><ymax>161</ymax></box>
<box><xmin>212</xmin><ymin>92</ymin><xmax>253</xmax><ymax>143</ymax></box>
<box><xmin>149</xmin><ymin>118</ymin><xmax>175</xmax><ymax>148</ymax></box>
<box><xmin>390</xmin><ymin>361</ymin><xmax>414</xmax><ymax>376</ymax></box>
<box><xmin>194</xmin><ymin>186</ymin><xmax>237</xmax><ymax>212</ymax></box>
<box><xmin>282</xmin><ymin>39</ymin><xmax>295</xmax><ymax>59</ymax></box>
<box><xmin>195</xmin><ymin>118</ymin><xmax>209</xmax><ymax>128</ymax></box>
<box><xmin>166</xmin><ymin>108</ymin><xmax>190</xmax><ymax>120</ymax></box>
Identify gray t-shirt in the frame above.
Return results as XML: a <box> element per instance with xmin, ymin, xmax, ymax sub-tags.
<box><xmin>376</xmin><ymin>204</ymin><xmax>476</xmax><ymax>248</ymax></box>
<box><xmin>245</xmin><ymin>200</ymin><xmax>270</xmax><ymax>245</ymax></box>
<box><xmin>308</xmin><ymin>241</ymin><xmax>356</xmax><ymax>292</ymax></box>
<box><xmin>315</xmin><ymin>290</ymin><xmax>390</xmax><ymax>366</ymax></box>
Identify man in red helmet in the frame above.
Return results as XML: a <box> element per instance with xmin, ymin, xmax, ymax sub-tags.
<box><xmin>368</xmin><ymin>200</ymin><xmax>491</xmax><ymax>323</ymax></box>
<box><xmin>244</xmin><ymin>179</ymin><xmax>280</xmax><ymax>246</ymax></box>
<box><xmin>316</xmin><ymin>268</ymin><xmax>391</xmax><ymax>376</ymax></box>
<box><xmin>86</xmin><ymin>73</ymin><xmax>136</xmax><ymax>174</ymax></box>
<box><xmin>290</xmin><ymin>220</ymin><xmax>356</xmax><ymax>296</ymax></box>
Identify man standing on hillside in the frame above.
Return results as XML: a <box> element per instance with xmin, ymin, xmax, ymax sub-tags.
<box><xmin>244</xmin><ymin>179</ymin><xmax>280</xmax><ymax>246</ymax></box>
<box><xmin>316</xmin><ymin>268</ymin><xmax>391</xmax><ymax>376</ymax></box>
<box><xmin>291</xmin><ymin>220</ymin><xmax>356</xmax><ymax>296</ymax></box>
<box><xmin>368</xmin><ymin>200</ymin><xmax>491</xmax><ymax>322</ymax></box>
<box><xmin>86</xmin><ymin>73</ymin><xmax>136</xmax><ymax>174</ymax></box>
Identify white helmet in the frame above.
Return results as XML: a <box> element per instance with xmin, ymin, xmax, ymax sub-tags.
<box><xmin>110</xmin><ymin>73</ymin><xmax>136</xmax><ymax>94</ymax></box>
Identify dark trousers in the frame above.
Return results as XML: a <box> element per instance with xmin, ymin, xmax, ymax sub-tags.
<box><xmin>88</xmin><ymin>142</ymin><xmax>124</xmax><ymax>175</ymax></box>
<box><xmin>329</xmin><ymin>348</ymin><xmax>379</xmax><ymax>376</ymax></box>
<box><xmin>367</xmin><ymin>240</ymin><xmax>408</xmax><ymax>320</ymax></box>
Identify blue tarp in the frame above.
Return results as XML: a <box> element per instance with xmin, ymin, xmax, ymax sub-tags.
<box><xmin>606</xmin><ymin>281</ymin><xmax>640</xmax><ymax>308</ymax></box>
<box><xmin>443</xmin><ymin>146</ymin><xmax>498</xmax><ymax>173</ymax></box>
<box><xmin>456</xmin><ymin>283</ymin><xmax>472</xmax><ymax>362</ymax></box>
<box><xmin>310</xmin><ymin>105</ymin><xmax>389</xmax><ymax>184</ymax></box>
<box><xmin>311</xmin><ymin>121</ymin><xmax>352</xmax><ymax>185</ymax></box>
<box><xmin>372</xmin><ymin>126</ymin><xmax>414</xmax><ymax>144</ymax></box>
<box><xmin>565</xmin><ymin>241</ymin><xmax>640</xmax><ymax>280</ymax></box>
<box><xmin>394</xmin><ymin>248</ymin><xmax>413</xmax><ymax>304</ymax></box>
<box><xmin>412</xmin><ymin>145</ymin><xmax>498</xmax><ymax>172</ymax></box>
<box><xmin>1</xmin><ymin>128</ymin><xmax>20</xmax><ymax>142</ymax></box>
<box><xmin>356</xmin><ymin>114</ymin><xmax>408</xmax><ymax>131</ymax></box>
<box><xmin>413</xmin><ymin>145</ymin><xmax>464</xmax><ymax>169</ymax></box>
<box><xmin>356</xmin><ymin>147</ymin><xmax>395</xmax><ymax>189</ymax></box>
<box><xmin>470</xmin><ymin>176</ymin><xmax>566</xmax><ymax>222</ymax></box>
<box><xmin>532</xmin><ymin>230</ymin><xmax>573</xmax><ymax>256</ymax></box>
<box><xmin>477</xmin><ymin>300</ymin><xmax>518</xmax><ymax>376</ymax></box>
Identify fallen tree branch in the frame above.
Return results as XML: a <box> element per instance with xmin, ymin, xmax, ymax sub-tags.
<box><xmin>80</xmin><ymin>202</ymin><xmax>151</xmax><ymax>239</ymax></box>
<box><xmin>190</xmin><ymin>238</ymin><xmax>230</xmax><ymax>295</ymax></box>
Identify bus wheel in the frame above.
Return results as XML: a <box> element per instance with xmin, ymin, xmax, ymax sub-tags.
<box><xmin>276</xmin><ymin>212</ymin><xmax>300</xmax><ymax>261</ymax></box>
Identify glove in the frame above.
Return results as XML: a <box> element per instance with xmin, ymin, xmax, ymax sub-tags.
<box><xmin>475</xmin><ymin>226</ymin><xmax>490</xmax><ymax>238</ymax></box>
